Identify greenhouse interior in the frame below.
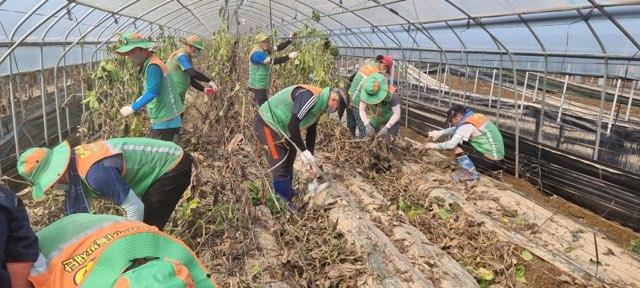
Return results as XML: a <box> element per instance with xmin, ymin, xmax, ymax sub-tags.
<box><xmin>0</xmin><ymin>0</ymin><xmax>639</xmax><ymax>287</ymax></box>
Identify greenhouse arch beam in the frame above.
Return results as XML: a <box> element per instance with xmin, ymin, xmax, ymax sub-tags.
<box><xmin>175</xmin><ymin>0</ymin><xmax>214</xmax><ymax>35</ymax></box>
<box><xmin>576</xmin><ymin>9</ymin><xmax>608</xmax><ymax>161</ymax></box>
<box><xmin>518</xmin><ymin>14</ymin><xmax>550</xmax><ymax>143</ymax></box>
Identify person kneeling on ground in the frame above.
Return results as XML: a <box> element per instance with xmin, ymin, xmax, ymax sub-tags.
<box><xmin>17</xmin><ymin>137</ymin><xmax>192</xmax><ymax>230</ymax></box>
<box><xmin>29</xmin><ymin>213</ymin><xmax>216</xmax><ymax>287</ymax></box>
<box><xmin>422</xmin><ymin>105</ymin><xmax>504</xmax><ymax>182</ymax></box>
<box><xmin>253</xmin><ymin>84</ymin><xmax>346</xmax><ymax>210</ymax></box>
<box><xmin>0</xmin><ymin>185</ymin><xmax>39</xmax><ymax>288</ymax></box>
<box><xmin>358</xmin><ymin>73</ymin><xmax>401</xmax><ymax>140</ymax></box>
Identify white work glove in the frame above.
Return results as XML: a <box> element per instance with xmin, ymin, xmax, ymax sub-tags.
<box><xmin>423</xmin><ymin>143</ymin><xmax>438</xmax><ymax>150</ymax></box>
<box><xmin>377</xmin><ymin>126</ymin><xmax>389</xmax><ymax>137</ymax></box>
<box><xmin>121</xmin><ymin>189</ymin><xmax>144</xmax><ymax>221</ymax></box>
<box><xmin>427</xmin><ymin>130</ymin><xmax>443</xmax><ymax>140</ymax></box>
<box><xmin>120</xmin><ymin>105</ymin><xmax>134</xmax><ymax>117</ymax></box>
<box><xmin>288</xmin><ymin>51</ymin><xmax>299</xmax><ymax>59</ymax></box>
<box><xmin>365</xmin><ymin>124</ymin><xmax>376</xmax><ymax>137</ymax></box>
<box><xmin>300</xmin><ymin>150</ymin><xmax>321</xmax><ymax>177</ymax></box>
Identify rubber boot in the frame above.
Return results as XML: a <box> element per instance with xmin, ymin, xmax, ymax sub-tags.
<box><xmin>453</xmin><ymin>154</ymin><xmax>480</xmax><ymax>182</ymax></box>
<box><xmin>273</xmin><ymin>177</ymin><xmax>297</xmax><ymax>212</ymax></box>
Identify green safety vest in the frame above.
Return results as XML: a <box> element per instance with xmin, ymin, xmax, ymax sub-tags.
<box><xmin>348</xmin><ymin>64</ymin><xmax>380</xmax><ymax>107</ymax></box>
<box><xmin>167</xmin><ymin>48</ymin><xmax>191</xmax><ymax>102</ymax></box>
<box><xmin>248</xmin><ymin>49</ymin><xmax>271</xmax><ymax>89</ymax></box>
<box><xmin>72</xmin><ymin>137</ymin><xmax>184</xmax><ymax>198</ymax></box>
<box><xmin>258</xmin><ymin>85</ymin><xmax>330</xmax><ymax>137</ymax></box>
<box><xmin>367</xmin><ymin>93</ymin><xmax>395</xmax><ymax>129</ymax></box>
<box><xmin>458</xmin><ymin>112</ymin><xmax>505</xmax><ymax>160</ymax></box>
<box><xmin>142</xmin><ymin>55</ymin><xmax>185</xmax><ymax>123</ymax></box>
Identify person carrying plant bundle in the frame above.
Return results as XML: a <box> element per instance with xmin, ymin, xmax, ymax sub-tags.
<box><xmin>167</xmin><ymin>35</ymin><xmax>219</xmax><ymax>103</ymax></box>
<box><xmin>253</xmin><ymin>85</ymin><xmax>346</xmax><ymax>210</ymax></box>
<box><xmin>17</xmin><ymin>137</ymin><xmax>193</xmax><ymax>230</ymax></box>
<box><xmin>355</xmin><ymin>73</ymin><xmax>401</xmax><ymax>140</ymax></box>
<box><xmin>115</xmin><ymin>32</ymin><xmax>185</xmax><ymax>143</ymax></box>
<box><xmin>29</xmin><ymin>213</ymin><xmax>217</xmax><ymax>287</ymax></box>
<box><xmin>346</xmin><ymin>55</ymin><xmax>394</xmax><ymax>138</ymax></box>
<box><xmin>422</xmin><ymin>104</ymin><xmax>505</xmax><ymax>182</ymax></box>
<box><xmin>248</xmin><ymin>32</ymin><xmax>299</xmax><ymax>106</ymax></box>
<box><xmin>0</xmin><ymin>185</ymin><xmax>40</xmax><ymax>288</ymax></box>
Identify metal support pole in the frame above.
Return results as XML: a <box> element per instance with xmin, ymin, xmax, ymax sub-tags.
<box><xmin>606</xmin><ymin>79</ymin><xmax>622</xmax><ymax>134</ymax></box>
<box><xmin>489</xmin><ymin>69</ymin><xmax>496</xmax><ymax>108</ymax></box>
<box><xmin>533</xmin><ymin>73</ymin><xmax>540</xmax><ymax>102</ymax></box>
<box><xmin>473</xmin><ymin>69</ymin><xmax>479</xmax><ymax>94</ymax></box>
<box><xmin>439</xmin><ymin>64</ymin><xmax>448</xmax><ymax>108</ymax></box>
<box><xmin>625</xmin><ymin>81</ymin><xmax>636</xmax><ymax>121</ymax></box>
<box><xmin>557</xmin><ymin>75</ymin><xmax>570</xmax><ymax>123</ymax></box>
<box><xmin>39</xmin><ymin>46</ymin><xmax>49</xmax><ymax>146</ymax></box>
<box><xmin>8</xmin><ymin>60</ymin><xmax>20</xmax><ymax>158</ymax></box>
<box><xmin>520</xmin><ymin>71</ymin><xmax>529</xmax><ymax>113</ymax></box>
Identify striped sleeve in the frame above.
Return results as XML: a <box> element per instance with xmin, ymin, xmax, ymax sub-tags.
<box><xmin>291</xmin><ymin>88</ymin><xmax>317</xmax><ymax>120</ymax></box>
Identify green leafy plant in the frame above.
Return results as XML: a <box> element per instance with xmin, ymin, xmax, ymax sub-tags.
<box><xmin>515</xmin><ymin>264</ymin><xmax>527</xmax><ymax>283</ymax></box>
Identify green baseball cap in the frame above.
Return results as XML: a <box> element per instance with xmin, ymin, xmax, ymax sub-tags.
<box><xmin>182</xmin><ymin>35</ymin><xmax>205</xmax><ymax>50</ymax></box>
<box><xmin>115</xmin><ymin>32</ymin><xmax>154</xmax><ymax>56</ymax></box>
<box><xmin>17</xmin><ymin>141</ymin><xmax>71</xmax><ymax>199</ymax></box>
<box><xmin>360</xmin><ymin>73</ymin><xmax>389</xmax><ymax>105</ymax></box>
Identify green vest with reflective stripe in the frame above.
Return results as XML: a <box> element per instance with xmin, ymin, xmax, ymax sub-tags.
<box><xmin>459</xmin><ymin>113</ymin><xmax>505</xmax><ymax>160</ymax></box>
<box><xmin>248</xmin><ymin>49</ymin><xmax>271</xmax><ymax>89</ymax></box>
<box><xmin>80</xmin><ymin>138</ymin><xmax>183</xmax><ymax>198</ymax></box>
<box><xmin>167</xmin><ymin>49</ymin><xmax>191</xmax><ymax>102</ymax></box>
<box><xmin>258</xmin><ymin>85</ymin><xmax>330</xmax><ymax>137</ymax></box>
<box><xmin>367</xmin><ymin>93</ymin><xmax>394</xmax><ymax>129</ymax></box>
<box><xmin>142</xmin><ymin>55</ymin><xmax>185</xmax><ymax>123</ymax></box>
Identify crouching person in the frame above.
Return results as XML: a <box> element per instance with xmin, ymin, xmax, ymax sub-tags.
<box><xmin>18</xmin><ymin>138</ymin><xmax>192</xmax><ymax>230</ymax></box>
<box><xmin>29</xmin><ymin>213</ymin><xmax>216</xmax><ymax>287</ymax></box>
<box><xmin>423</xmin><ymin>105</ymin><xmax>504</xmax><ymax>182</ymax></box>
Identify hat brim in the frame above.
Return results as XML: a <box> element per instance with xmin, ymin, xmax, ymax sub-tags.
<box><xmin>360</xmin><ymin>81</ymin><xmax>389</xmax><ymax>105</ymax></box>
<box><xmin>84</xmin><ymin>231</ymin><xmax>215</xmax><ymax>287</ymax></box>
<box><xmin>31</xmin><ymin>141</ymin><xmax>71</xmax><ymax>199</ymax></box>
<box><xmin>182</xmin><ymin>40</ymin><xmax>204</xmax><ymax>50</ymax></box>
<box><xmin>115</xmin><ymin>41</ymin><xmax>154</xmax><ymax>56</ymax></box>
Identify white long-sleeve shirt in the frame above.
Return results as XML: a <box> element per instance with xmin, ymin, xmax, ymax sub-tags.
<box><xmin>359</xmin><ymin>94</ymin><xmax>401</xmax><ymax>128</ymax></box>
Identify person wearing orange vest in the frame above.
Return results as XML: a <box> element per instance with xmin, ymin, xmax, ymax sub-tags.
<box><xmin>0</xmin><ymin>185</ymin><xmax>39</xmax><ymax>288</ymax></box>
<box><xmin>253</xmin><ymin>85</ymin><xmax>345</xmax><ymax>210</ymax></box>
<box><xmin>167</xmin><ymin>35</ymin><xmax>218</xmax><ymax>103</ymax></box>
<box><xmin>17</xmin><ymin>138</ymin><xmax>192</xmax><ymax>230</ymax></box>
<box><xmin>29</xmin><ymin>213</ymin><xmax>216</xmax><ymax>287</ymax></box>
<box><xmin>115</xmin><ymin>32</ymin><xmax>185</xmax><ymax>143</ymax></box>
<box><xmin>345</xmin><ymin>55</ymin><xmax>393</xmax><ymax>138</ymax></box>
<box><xmin>423</xmin><ymin>105</ymin><xmax>505</xmax><ymax>182</ymax></box>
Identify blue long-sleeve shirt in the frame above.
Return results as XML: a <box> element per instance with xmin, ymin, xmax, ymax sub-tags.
<box><xmin>131</xmin><ymin>63</ymin><xmax>181</xmax><ymax>129</ymax></box>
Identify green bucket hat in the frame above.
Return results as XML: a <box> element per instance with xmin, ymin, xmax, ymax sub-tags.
<box><xmin>35</xmin><ymin>214</ymin><xmax>217</xmax><ymax>288</ymax></box>
<box><xmin>360</xmin><ymin>73</ymin><xmax>389</xmax><ymax>105</ymax></box>
<box><xmin>17</xmin><ymin>141</ymin><xmax>71</xmax><ymax>199</ymax></box>
<box><xmin>182</xmin><ymin>35</ymin><xmax>205</xmax><ymax>50</ymax></box>
<box><xmin>255</xmin><ymin>32</ymin><xmax>270</xmax><ymax>43</ymax></box>
<box><xmin>115</xmin><ymin>32</ymin><xmax>154</xmax><ymax>56</ymax></box>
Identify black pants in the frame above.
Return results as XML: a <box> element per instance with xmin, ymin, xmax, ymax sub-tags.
<box><xmin>152</xmin><ymin>128</ymin><xmax>181</xmax><ymax>143</ymax></box>
<box><xmin>142</xmin><ymin>151</ymin><xmax>193</xmax><ymax>230</ymax></box>
<box><xmin>250</xmin><ymin>88</ymin><xmax>268</xmax><ymax>107</ymax></box>
<box><xmin>252</xmin><ymin>115</ymin><xmax>295</xmax><ymax>179</ymax></box>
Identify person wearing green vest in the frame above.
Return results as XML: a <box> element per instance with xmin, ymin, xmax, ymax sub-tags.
<box><xmin>346</xmin><ymin>55</ymin><xmax>394</xmax><ymax>138</ymax></box>
<box><xmin>248</xmin><ymin>32</ymin><xmax>299</xmax><ymax>106</ymax></box>
<box><xmin>253</xmin><ymin>85</ymin><xmax>345</xmax><ymax>210</ymax></box>
<box><xmin>30</xmin><ymin>213</ymin><xmax>216</xmax><ymax>287</ymax></box>
<box><xmin>422</xmin><ymin>105</ymin><xmax>505</xmax><ymax>182</ymax></box>
<box><xmin>357</xmin><ymin>73</ymin><xmax>402</xmax><ymax>139</ymax></box>
<box><xmin>167</xmin><ymin>35</ymin><xmax>218</xmax><ymax>103</ymax></box>
<box><xmin>115</xmin><ymin>32</ymin><xmax>185</xmax><ymax>143</ymax></box>
<box><xmin>17</xmin><ymin>137</ymin><xmax>193</xmax><ymax>230</ymax></box>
